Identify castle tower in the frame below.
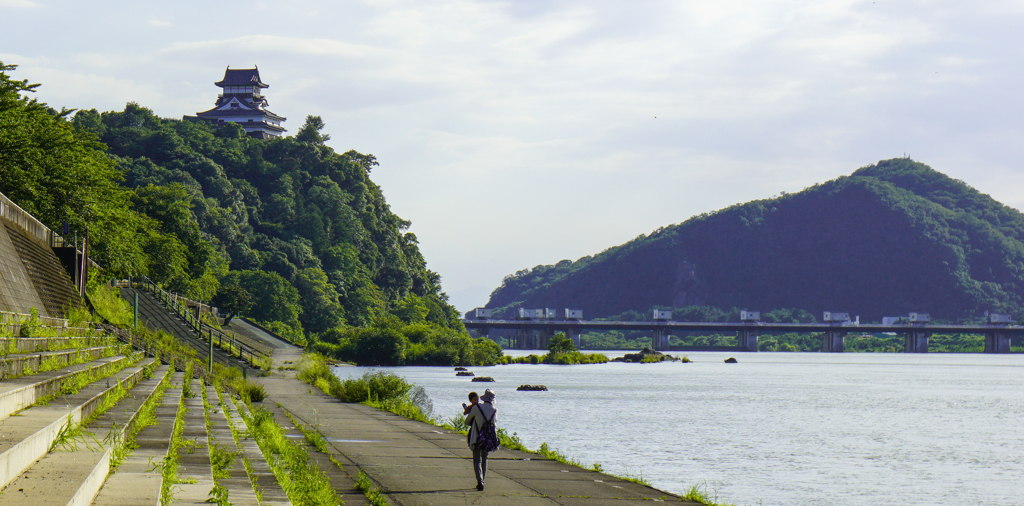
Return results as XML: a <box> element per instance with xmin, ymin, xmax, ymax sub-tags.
<box><xmin>188</xmin><ymin>66</ymin><xmax>286</xmax><ymax>139</ymax></box>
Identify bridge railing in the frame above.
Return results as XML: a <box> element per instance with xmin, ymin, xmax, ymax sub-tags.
<box><xmin>133</xmin><ymin>277</ymin><xmax>272</xmax><ymax>367</ymax></box>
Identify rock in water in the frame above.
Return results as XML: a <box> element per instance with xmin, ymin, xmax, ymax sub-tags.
<box><xmin>471</xmin><ymin>376</ymin><xmax>495</xmax><ymax>382</ymax></box>
<box><xmin>456</xmin><ymin>371</ymin><xmax>475</xmax><ymax>377</ymax></box>
<box><xmin>612</xmin><ymin>348</ymin><xmax>681</xmax><ymax>363</ymax></box>
<box><xmin>517</xmin><ymin>385</ymin><xmax>548</xmax><ymax>391</ymax></box>
<box><xmin>454</xmin><ymin>366</ymin><xmax>468</xmax><ymax>371</ymax></box>
<box><xmin>724</xmin><ymin>357</ymin><xmax>738</xmax><ymax>363</ymax></box>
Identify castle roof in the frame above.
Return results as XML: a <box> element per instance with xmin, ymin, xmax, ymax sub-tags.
<box><xmin>215</xmin><ymin>67</ymin><xmax>269</xmax><ymax>88</ymax></box>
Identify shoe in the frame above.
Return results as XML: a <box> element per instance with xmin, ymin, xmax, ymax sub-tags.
<box><xmin>476</xmin><ymin>483</ymin><xmax>484</xmax><ymax>491</ymax></box>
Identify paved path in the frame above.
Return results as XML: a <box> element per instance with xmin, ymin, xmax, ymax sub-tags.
<box><xmin>223</xmin><ymin>318</ymin><xmax>295</xmax><ymax>350</ymax></box>
<box><xmin>258</xmin><ymin>373</ymin><xmax>697</xmax><ymax>506</ymax></box>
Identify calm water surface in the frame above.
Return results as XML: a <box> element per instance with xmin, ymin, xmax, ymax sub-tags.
<box><xmin>332</xmin><ymin>352</ymin><xmax>1024</xmax><ymax>506</ymax></box>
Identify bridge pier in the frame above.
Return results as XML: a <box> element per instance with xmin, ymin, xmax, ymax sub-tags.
<box><xmin>564</xmin><ymin>328</ymin><xmax>581</xmax><ymax>349</ymax></box>
<box><xmin>904</xmin><ymin>331</ymin><xmax>930</xmax><ymax>353</ymax></box>
<box><xmin>651</xmin><ymin>329</ymin><xmax>671</xmax><ymax>351</ymax></box>
<box><xmin>736</xmin><ymin>330</ymin><xmax>759</xmax><ymax>352</ymax></box>
<box><xmin>984</xmin><ymin>331</ymin><xmax>1012</xmax><ymax>353</ymax></box>
<box><xmin>822</xmin><ymin>330</ymin><xmax>847</xmax><ymax>352</ymax></box>
<box><xmin>515</xmin><ymin>328</ymin><xmax>532</xmax><ymax>349</ymax></box>
<box><xmin>537</xmin><ymin>328</ymin><xmax>552</xmax><ymax>351</ymax></box>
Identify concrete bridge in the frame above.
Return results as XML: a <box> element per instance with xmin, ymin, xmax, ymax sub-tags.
<box><xmin>462</xmin><ymin>319</ymin><xmax>1024</xmax><ymax>353</ymax></box>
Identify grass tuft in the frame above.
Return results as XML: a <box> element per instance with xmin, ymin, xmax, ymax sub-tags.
<box><xmin>355</xmin><ymin>471</ymin><xmax>390</xmax><ymax>506</ymax></box>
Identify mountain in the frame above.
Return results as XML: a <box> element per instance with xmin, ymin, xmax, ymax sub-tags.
<box><xmin>485</xmin><ymin>159</ymin><xmax>1024</xmax><ymax>322</ymax></box>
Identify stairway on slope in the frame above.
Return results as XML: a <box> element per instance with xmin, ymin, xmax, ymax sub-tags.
<box><xmin>119</xmin><ymin>287</ymin><xmax>247</xmax><ymax>371</ymax></box>
<box><xmin>0</xmin><ymin>315</ymin><xmax>292</xmax><ymax>506</ymax></box>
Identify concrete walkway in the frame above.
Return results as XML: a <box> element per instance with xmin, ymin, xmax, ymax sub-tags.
<box><xmin>223</xmin><ymin>319</ymin><xmax>295</xmax><ymax>350</ymax></box>
<box><xmin>258</xmin><ymin>373</ymin><xmax>697</xmax><ymax>506</ymax></box>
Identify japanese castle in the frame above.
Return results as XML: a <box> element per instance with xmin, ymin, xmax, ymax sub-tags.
<box><xmin>186</xmin><ymin>66</ymin><xmax>286</xmax><ymax>139</ymax></box>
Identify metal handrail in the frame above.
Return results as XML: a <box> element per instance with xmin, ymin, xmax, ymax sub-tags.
<box><xmin>133</xmin><ymin>277</ymin><xmax>271</xmax><ymax>366</ymax></box>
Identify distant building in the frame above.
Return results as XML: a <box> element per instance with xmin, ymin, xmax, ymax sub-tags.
<box><xmin>185</xmin><ymin>66</ymin><xmax>286</xmax><ymax>139</ymax></box>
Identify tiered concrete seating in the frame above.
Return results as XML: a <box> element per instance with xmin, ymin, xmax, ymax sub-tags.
<box><xmin>0</xmin><ymin>317</ymin><xmax>286</xmax><ymax>506</ymax></box>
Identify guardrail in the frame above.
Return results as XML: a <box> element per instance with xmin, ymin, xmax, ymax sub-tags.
<box><xmin>133</xmin><ymin>277</ymin><xmax>272</xmax><ymax>367</ymax></box>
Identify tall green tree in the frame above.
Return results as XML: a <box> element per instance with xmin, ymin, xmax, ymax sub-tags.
<box><xmin>0</xmin><ymin>61</ymin><xmax>148</xmax><ymax>277</ymax></box>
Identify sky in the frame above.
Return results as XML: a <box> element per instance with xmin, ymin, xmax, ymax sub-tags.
<box><xmin>3</xmin><ymin>0</ymin><xmax>1024</xmax><ymax>313</ymax></box>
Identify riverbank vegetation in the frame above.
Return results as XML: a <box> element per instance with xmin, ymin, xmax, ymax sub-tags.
<box><xmin>500</xmin><ymin>333</ymin><xmax>609</xmax><ymax>364</ymax></box>
<box><xmin>309</xmin><ymin>317</ymin><xmax>503</xmax><ymax>366</ymax></box>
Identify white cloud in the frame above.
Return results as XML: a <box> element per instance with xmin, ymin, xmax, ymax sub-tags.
<box><xmin>0</xmin><ymin>0</ymin><xmax>39</xmax><ymax>8</ymax></box>
<box><xmin>6</xmin><ymin>0</ymin><xmax>1024</xmax><ymax>311</ymax></box>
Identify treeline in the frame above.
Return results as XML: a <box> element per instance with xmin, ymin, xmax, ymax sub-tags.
<box><xmin>0</xmin><ymin>61</ymin><xmax>495</xmax><ymax>365</ymax></box>
<box><xmin>485</xmin><ymin>159</ymin><xmax>1024</xmax><ymax>322</ymax></box>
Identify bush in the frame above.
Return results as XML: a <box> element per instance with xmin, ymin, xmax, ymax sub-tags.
<box><xmin>236</xmin><ymin>381</ymin><xmax>267</xmax><ymax>403</ymax></box>
<box><xmin>312</xmin><ymin>319</ymin><xmax>505</xmax><ymax>366</ymax></box>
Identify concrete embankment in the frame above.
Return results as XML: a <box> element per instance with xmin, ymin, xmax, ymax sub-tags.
<box><xmin>258</xmin><ymin>361</ymin><xmax>698</xmax><ymax>506</ymax></box>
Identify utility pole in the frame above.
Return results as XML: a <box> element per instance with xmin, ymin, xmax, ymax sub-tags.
<box><xmin>134</xmin><ymin>292</ymin><xmax>138</xmax><ymax>329</ymax></box>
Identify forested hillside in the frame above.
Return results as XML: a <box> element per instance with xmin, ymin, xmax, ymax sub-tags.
<box><xmin>1</xmin><ymin>61</ymin><xmax>499</xmax><ymax>365</ymax></box>
<box><xmin>486</xmin><ymin>159</ymin><xmax>1024</xmax><ymax>322</ymax></box>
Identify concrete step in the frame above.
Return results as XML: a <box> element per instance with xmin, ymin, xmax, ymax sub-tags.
<box><xmin>91</xmin><ymin>372</ymin><xmax>185</xmax><ymax>506</ymax></box>
<box><xmin>264</xmin><ymin>402</ymin><xmax>369</xmax><ymax>506</ymax></box>
<box><xmin>0</xmin><ymin>346</ymin><xmax>112</xmax><ymax>381</ymax></box>
<box><xmin>226</xmin><ymin>398</ymin><xmax>291</xmax><ymax>506</ymax></box>
<box><xmin>0</xmin><ymin>356</ymin><xmax>152</xmax><ymax>491</ymax></box>
<box><xmin>0</xmin><ymin>336</ymin><xmax>116</xmax><ymax>354</ymax></box>
<box><xmin>0</xmin><ymin>364</ymin><xmax>169</xmax><ymax>506</ymax></box>
<box><xmin>0</xmin><ymin>355</ymin><xmax>131</xmax><ymax>422</ymax></box>
<box><xmin>0</xmin><ymin>327</ymin><xmax>105</xmax><ymax>341</ymax></box>
<box><xmin>204</xmin><ymin>387</ymin><xmax>259</xmax><ymax>506</ymax></box>
<box><xmin>172</xmin><ymin>380</ymin><xmax>215</xmax><ymax>505</ymax></box>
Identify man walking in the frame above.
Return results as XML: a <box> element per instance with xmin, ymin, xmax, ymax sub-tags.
<box><xmin>464</xmin><ymin>388</ymin><xmax>497</xmax><ymax>490</ymax></box>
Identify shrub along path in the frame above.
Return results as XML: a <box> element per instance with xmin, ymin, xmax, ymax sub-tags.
<box><xmin>258</xmin><ymin>372</ymin><xmax>699</xmax><ymax>506</ymax></box>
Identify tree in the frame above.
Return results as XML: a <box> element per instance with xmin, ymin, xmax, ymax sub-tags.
<box><xmin>212</xmin><ymin>284</ymin><xmax>254</xmax><ymax>325</ymax></box>
<box><xmin>295</xmin><ymin>267</ymin><xmax>345</xmax><ymax>334</ymax></box>
<box><xmin>395</xmin><ymin>293</ymin><xmax>429</xmax><ymax>324</ymax></box>
<box><xmin>296</xmin><ymin>115</ymin><xmax>331</xmax><ymax>145</ymax></box>
<box><xmin>224</xmin><ymin>270</ymin><xmax>303</xmax><ymax>333</ymax></box>
<box><xmin>548</xmin><ymin>333</ymin><xmax>577</xmax><ymax>354</ymax></box>
<box><xmin>351</xmin><ymin>325</ymin><xmax>406</xmax><ymax>366</ymax></box>
<box><xmin>0</xmin><ymin>61</ymin><xmax>149</xmax><ymax>278</ymax></box>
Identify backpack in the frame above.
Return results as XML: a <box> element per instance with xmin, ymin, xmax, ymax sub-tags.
<box><xmin>473</xmin><ymin>407</ymin><xmax>500</xmax><ymax>452</ymax></box>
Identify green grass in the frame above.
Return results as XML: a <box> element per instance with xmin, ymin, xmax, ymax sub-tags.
<box><xmin>161</xmin><ymin>365</ymin><xmax>193</xmax><ymax>505</ymax></box>
<box><xmin>237</xmin><ymin>401</ymin><xmax>341</xmax><ymax>506</ymax></box>
<box><xmin>281</xmin><ymin>408</ymin><xmax>329</xmax><ymax>453</ymax></box>
<box><xmin>355</xmin><ymin>471</ymin><xmax>390</xmax><ymax>506</ymax></box>
<box><xmin>34</xmin><ymin>352</ymin><xmax>143</xmax><ymax>406</ymax></box>
<box><xmin>110</xmin><ymin>367</ymin><xmax>173</xmax><ymax>469</ymax></box>
<box><xmin>682</xmin><ymin>482</ymin><xmax>738</xmax><ymax>506</ymax></box>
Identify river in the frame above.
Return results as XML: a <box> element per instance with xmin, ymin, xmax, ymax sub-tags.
<box><xmin>331</xmin><ymin>351</ymin><xmax>1024</xmax><ymax>506</ymax></box>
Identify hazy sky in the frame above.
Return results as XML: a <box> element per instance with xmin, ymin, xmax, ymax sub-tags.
<box><xmin>3</xmin><ymin>0</ymin><xmax>1024</xmax><ymax>312</ymax></box>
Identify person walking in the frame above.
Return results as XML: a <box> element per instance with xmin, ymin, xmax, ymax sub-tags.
<box><xmin>465</xmin><ymin>388</ymin><xmax>497</xmax><ymax>490</ymax></box>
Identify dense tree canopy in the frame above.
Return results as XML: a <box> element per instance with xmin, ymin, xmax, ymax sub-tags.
<box><xmin>1</xmin><ymin>61</ymin><xmax>475</xmax><ymax>363</ymax></box>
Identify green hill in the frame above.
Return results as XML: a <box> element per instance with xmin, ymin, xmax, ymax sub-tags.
<box><xmin>485</xmin><ymin>159</ymin><xmax>1024</xmax><ymax>322</ymax></box>
<box><xmin>1</xmin><ymin>61</ymin><xmax>466</xmax><ymax>350</ymax></box>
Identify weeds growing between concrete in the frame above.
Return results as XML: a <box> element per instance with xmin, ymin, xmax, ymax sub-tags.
<box><xmin>355</xmin><ymin>471</ymin><xmax>390</xmax><ymax>506</ymax></box>
<box><xmin>237</xmin><ymin>401</ymin><xmax>341</xmax><ymax>506</ymax></box>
